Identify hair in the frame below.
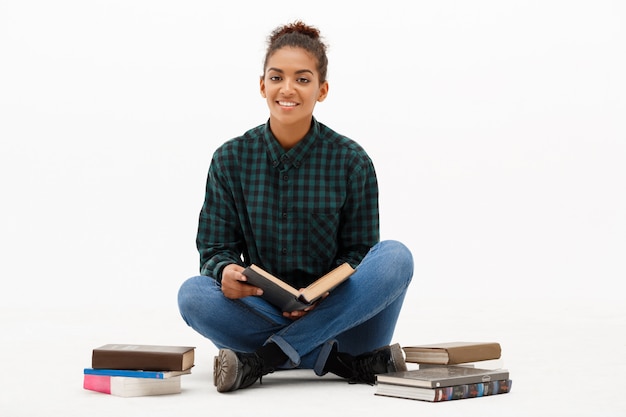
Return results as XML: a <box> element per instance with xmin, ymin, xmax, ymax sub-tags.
<box><xmin>262</xmin><ymin>21</ymin><xmax>328</xmax><ymax>83</ymax></box>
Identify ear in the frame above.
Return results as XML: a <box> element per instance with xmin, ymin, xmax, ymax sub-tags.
<box><xmin>317</xmin><ymin>81</ymin><xmax>329</xmax><ymax>102</ymax></box>
<box><xmin>260</xmin><ymin>76</ymin><xmax>266</xmax><ymax>98</ymax></box>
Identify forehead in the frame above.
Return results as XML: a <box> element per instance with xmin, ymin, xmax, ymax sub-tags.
<box><xmin>265</xmin><ymin>46</ymin><xmax>318</xmax><ymax>73</ymax></box>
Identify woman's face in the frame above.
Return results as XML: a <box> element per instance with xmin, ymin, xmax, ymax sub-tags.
<box><xmin>260</xmin><ymin>46</ymin><xmax>328</xmax><ymax>127</ymax></box>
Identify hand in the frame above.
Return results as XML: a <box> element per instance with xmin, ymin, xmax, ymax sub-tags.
<box><xmin>220</xmin><ymin>264</ymin><xmax>263</xmax><ymax>299</ymax></box>
<box><xmin>282</xmin><ymin>291</ymin><xmax>329</xmax><ymax>320</ymax></box>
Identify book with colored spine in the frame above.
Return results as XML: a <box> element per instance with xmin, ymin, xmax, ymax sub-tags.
<box><xmin>84</xmin><ymin>367</ymin><xmax>191</xmax><ymax>379</ymax></box>
<box><xmin>375</xmin><ymin>379</ymin><xmax>513</xmax><ymax>402</ymax></box>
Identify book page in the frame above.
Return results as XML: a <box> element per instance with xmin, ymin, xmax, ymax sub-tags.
<box><xmin>300</xmin><ymin>263</ymin><xmax>354</xmax><ymax>302</ymax></box>
<box><xmin>246</xmin><ymin>265</ymin><xmax>300</xmax><ymax>297</ymax></box>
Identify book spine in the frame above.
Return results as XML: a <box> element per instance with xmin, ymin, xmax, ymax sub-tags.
<box><xmin>434</xmin><ymin>379</ymin><xmax>512</xmax><ymax>402</ymax></box>
<box><xmin>91</xmin><ymin>351</ymin><xmax>183</xmax><ymax>371</ymax></box>
<box><xmin>83</xmin><ymin>374</ymin><xmax>112</xmax><ymax>394</ymax></box>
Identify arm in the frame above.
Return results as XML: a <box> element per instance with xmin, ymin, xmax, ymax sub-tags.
<box><xmin>196</xmin><ymin>151</ymin><xmax>244</xmax><ymax>283</ymax></box>
<box><xmin>197</xmin><ymin>151</ymin><xmax>264</xmax><ymax>299</ymax></box>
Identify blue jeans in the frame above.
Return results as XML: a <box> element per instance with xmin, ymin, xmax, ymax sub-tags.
<box><xmin>177</xmin><ymin>240</ymin><xmax>413</xmax><ymax>376</ymax></box>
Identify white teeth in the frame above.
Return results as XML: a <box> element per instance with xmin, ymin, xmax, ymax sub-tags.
<box><xmin>278</xmin><ymin>101</ymin><xmax>297</xmax><ymax>107</ymax></box>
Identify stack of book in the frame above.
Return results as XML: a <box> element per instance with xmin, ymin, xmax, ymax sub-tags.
<box><xmin>375</xmin><ymin>341</ymin><xmax>513</xmax><ymax>402</ymax></box>
<box><xmin>83</xmin><ymin>344</ymin><xmax>195</xmax><ymax>397</ymax></box>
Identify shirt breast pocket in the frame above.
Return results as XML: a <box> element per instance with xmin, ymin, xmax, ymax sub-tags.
<box><xmin>308</xmin><ymin>211</ymin><xmax>339</xmax><ymax>263</ymax></box>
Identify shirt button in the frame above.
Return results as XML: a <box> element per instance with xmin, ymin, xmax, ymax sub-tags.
<box><xmin>282</xmin><ymin>212</ymin><xmax>287</xmax><ymax>218</ymax></box>
<box><xmin>281</xmin><ymin>248</ymin><xmax>287</xmax><ymax>255</ymax></box>
<box><xmin>283</xmin><ymin>175</ymin><xmax>288</xmax><ymax>181</ymax></box>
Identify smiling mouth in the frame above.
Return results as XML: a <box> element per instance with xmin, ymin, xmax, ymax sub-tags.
<box><xmin>277</xmin><ymin>101</ymin><xmax>298</xmax><ymax>107</ymax></box>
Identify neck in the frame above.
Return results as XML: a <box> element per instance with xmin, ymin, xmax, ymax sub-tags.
<box><xmin>269</xmin><ymin>116</ymin><xmax>312</xmax><ymax>150</ymax></box>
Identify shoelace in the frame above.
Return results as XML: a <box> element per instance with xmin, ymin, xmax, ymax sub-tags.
<box><xmin>239</xmin><ymin>355</ymin><xmax>273</xmax><ymax>388</ymax></box>
<box><xmin>351</xmin><ymin>351</ymin><xmax>387</xmax><ymax>385</ymax></box>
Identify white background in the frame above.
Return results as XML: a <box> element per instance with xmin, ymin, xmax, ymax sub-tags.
<box><xmin>1</xmin><ymin>1</ymin><xmax>625</xmax><ymax>416</ymax></box>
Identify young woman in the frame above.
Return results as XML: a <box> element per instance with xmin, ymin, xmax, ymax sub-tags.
<box><xmin>177</xmin><ymin>21</ymin><xmax>414</xmax><ymax>393</ymax></box>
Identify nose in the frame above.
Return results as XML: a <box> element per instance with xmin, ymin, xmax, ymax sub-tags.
<box><xmin>281</xmin><ymin>79</ymin><xmax>295</xmax><ymax>95</ymax></box>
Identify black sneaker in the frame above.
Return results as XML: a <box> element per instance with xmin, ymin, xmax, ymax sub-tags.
<box><xmin>213</xmin><ymin>349</ymin><xmax>273</xmax><ymax>392</ymax></box>
<box><xmin>350</xmin><ymin>343</ymin><xmax>407</xmax><ymax>385</ymax></box>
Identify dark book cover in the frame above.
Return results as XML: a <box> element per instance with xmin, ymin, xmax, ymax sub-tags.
<box><xmin>91</xmin><ymin>344</ymin><xmax>195</xmax><ymax>371</ymax></box>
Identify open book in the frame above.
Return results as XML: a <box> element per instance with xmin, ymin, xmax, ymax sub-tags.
<box><xmin>242</xmin><ymin>263</ymin><xmax>355</xmax><ymax>312</ymax></box>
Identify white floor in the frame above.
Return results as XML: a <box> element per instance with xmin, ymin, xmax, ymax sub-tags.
<box><xmin>2</xmin><ymin>294</ymin><xmax>624</xmax><ymax>417</ymax></box>
<box><xmin>2</xmin><ymin>2</ymin><xmax>625</xmax><ymax>415</ymax></box>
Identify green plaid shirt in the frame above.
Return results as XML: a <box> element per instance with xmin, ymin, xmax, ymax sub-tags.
<box><xmin>197</xmin><ymin>118</ymin><xmax>380</xmax><ymax>289</ymax></box>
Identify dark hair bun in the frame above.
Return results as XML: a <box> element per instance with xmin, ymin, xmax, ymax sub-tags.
<box><xmin>263</xmin><ymin>20</ymin><xmax>329</xmax><ymax>82</ymax></box>
<box><xmin>269</xmin><ymin>20</ymin><xmax>320</xmax><ymax>44</ymax></box>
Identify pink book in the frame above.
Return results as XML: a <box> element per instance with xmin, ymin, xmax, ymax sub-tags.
<box><xmin>83</xmin><ymin>374</ymin><xmax>181</xmax><ymax>397</ymax></box>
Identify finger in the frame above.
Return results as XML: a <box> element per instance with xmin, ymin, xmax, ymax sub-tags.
<box><xmin>222</xmin><ymin>278</ymin><xmax>263</xmax><ymax>299</ymax></box>
<box><xmin>244</xmin><ymin>284</ymin><xmax>263</xmax><ymax>297</ymax></box>
<box><xmin>284</xmin><ymin>309</ymin><xmax>307</xmax><ymax>319</ymax></box>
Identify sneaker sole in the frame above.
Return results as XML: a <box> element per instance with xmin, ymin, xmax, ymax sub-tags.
<box><xmin>214</xmin><ymin>349</ymin><xmax>240</xmax><ymax>392</ymax></box>
<box><xmin>389</xmin><ymin>343</ymin><xmax>407</xmax><ymax>372</ymax></box>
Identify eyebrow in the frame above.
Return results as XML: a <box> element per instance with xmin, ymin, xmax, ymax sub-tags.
<box><xmin>266</xmin><ymin>67</ymin><xmax>315</xmax><ymax>76</ymax></box>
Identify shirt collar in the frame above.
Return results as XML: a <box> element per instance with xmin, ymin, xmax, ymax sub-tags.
<box><xmin>263</xmin><ymin>118</ymin><xmax>319</xmax><ymax>171</ymax></box>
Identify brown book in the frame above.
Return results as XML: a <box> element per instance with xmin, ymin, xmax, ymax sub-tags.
<box><xmin>402</xmin><ymin>342</ymin><xmax>501</xmax><ymax>365</ymax></box>
<box><xmin>242</xmin><ymin>263</ymin><xmax>355</xmax><ymax>312</ymax></box>
<box><xmin>92</xmin><ymin>344</ymin><xmax>195</xmax><ymax>371</ymax></box>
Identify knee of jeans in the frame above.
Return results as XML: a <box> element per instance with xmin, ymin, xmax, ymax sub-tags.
<box><xmin>381</xmin><ymin>240</ymin><xmax>414</xmax><ymax>283</ymax></box>
<box><xmin>177</xmin><ymin>282</ymin><xmax>191</xmax><ymax>322</ymax></box>
<box><xmin>177</xmin><ymin>276</ymin><xmax>202</xmax><ymax>321</ymax></box>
